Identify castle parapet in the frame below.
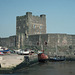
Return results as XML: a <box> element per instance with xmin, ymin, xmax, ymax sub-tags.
<box><xmin>26</xmin><ymin>12</ymin><xmax>32</xmax><ymax>17</ymax></box>
<box><xmin>40</xmin><ymin>14</ymin><xmax>46</xmax><ymax>18</ymax></box>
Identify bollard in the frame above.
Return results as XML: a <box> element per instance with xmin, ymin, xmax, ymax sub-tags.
<box><xmin>24</xmin><ymin>56</ymin><xmax>29</xmax><ymax>63</ymax></box>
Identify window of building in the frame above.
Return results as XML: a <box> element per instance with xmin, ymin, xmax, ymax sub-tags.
<box><xmin>40</xmin><ymin>26</ymin><xmax>42</xmax><ymax>29</ymax></box>
<box><xmin>33</xmin><ymin>25</ymin><xmax>35</xmax><ymax>29</ymax></box>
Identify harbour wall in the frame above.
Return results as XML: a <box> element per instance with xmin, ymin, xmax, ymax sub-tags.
<box><xmin>0</xmin><ymin>35</ymin><xmax>16</xmax><ymax>49</ymax></box>
<box><xmin>28</xmin><ymin>34</ymin><xmax>75</xmax><ymax>57</ymax></box>
<box><xmin>0</xmin><ymin>53</ymin><xmax>38</xmax><ymax>74</ymax></box>
<box><xmin>0</xmin><ymin>33</ymin><xmax>75</xmax><ymax>57</ymax></box>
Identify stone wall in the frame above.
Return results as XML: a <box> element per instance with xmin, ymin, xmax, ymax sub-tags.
<box><xmin>70</xmin><ymin>35</ymin><xmax>75</xmax><ymax>55</ymax></box>
<box><xmin>28</xmin><ymin>34</ymin><xmax>75</xmax><ymax>56</ymax></box>
<box><xmin>0</xmin><ymin>37</ymin><xmax>10</xmax><ymax>47</ymax></box>
<box><xmin>0</xmin><ymin>36</ymin><xmax>16</xmax><ymax>49</ymax></box>
<box><xmin>0</xmin><ymin>33</ymin><xmax>75</xmax><ymax>57</ymax></box>
<box><xmin>28</xmin><ymin>14</ymin><xmax>46</xmax><ymax>35</ymax></box>
<box><xmin>9</xmin><ymin>35</ymin><xmax>16</xmax><ymax>49</ymax></box>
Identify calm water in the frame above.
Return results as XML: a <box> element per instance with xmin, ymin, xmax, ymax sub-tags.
<box><xmin>0</xmin><ymin>61</ymin><xmax>75</xmax><ymax>75</ymax></box>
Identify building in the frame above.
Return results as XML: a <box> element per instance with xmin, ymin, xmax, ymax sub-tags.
<box><xmin>16</xmin><ymin>12</ymin><xmax>46</xmax><ymax>48</ymax></box>
<box><xmin>0</xmin><ymin>12</ymin><xmax>75</xmax><ymax>56</ymax></box>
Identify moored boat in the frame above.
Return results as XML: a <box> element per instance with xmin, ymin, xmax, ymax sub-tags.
<box><xmin>0</xmin><ymin>46</ymin><xmax>10</xmax><ymax>54</ymax></box>
<box><xmin>49</xmin><ymin>56</ymin><xmax>65</xmax><ymax>61</ymax></box>
<box><xmin>38</xmin><ymin>50</ymin><xmax>48</xmax><ymax>62</ymax></box>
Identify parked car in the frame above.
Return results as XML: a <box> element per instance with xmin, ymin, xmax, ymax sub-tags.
<box><xmin>18</xmin><ymin>49</ymin><xmax>30</xmax><ymax>55</ymax></box>
<box><xmin>14</xmin><ymin>49</ymin><xmax>21</xmax><ymax>54</ymax></box>
<box><xmin>30</xmin><ymin>49</ymin><xmax>34</xmax><ymax>53</ymax></box>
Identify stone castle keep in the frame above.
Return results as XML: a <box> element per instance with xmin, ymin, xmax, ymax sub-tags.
<box><xmin>16</xmin><ymin>12</ymin><xmax>46</xmax><ymax>48</ymax></box>
<box><xmin>0</xmin><ymin>12</ymin><xmax>75</xmax><ymax>56</ymax></box>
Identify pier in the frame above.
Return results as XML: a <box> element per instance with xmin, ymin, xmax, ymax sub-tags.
<box><xmin>0</xmin><ymin>53</ymin><xmax>38</xmax><ymax>73</ymax></box>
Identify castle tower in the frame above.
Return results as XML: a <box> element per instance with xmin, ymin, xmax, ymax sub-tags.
<box><xmin>16</xmin><ymin>12</ymin><xmax>46</xmax><ymax>48</ymax></box>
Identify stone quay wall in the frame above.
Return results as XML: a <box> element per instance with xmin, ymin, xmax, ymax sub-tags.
<box><xmin>0</xmin><ymin>35</ymin><xmax>16</xmax><ymax>49</ymax></box>
<box><xmin>28</xmin><ymin>34</ymin><xmax>75</xmax><ymax>57</ymax></box>
<box><xmin>0</xmin><ymin>33</ymin><xmax>75</xmax><ymax>57</ymax></box>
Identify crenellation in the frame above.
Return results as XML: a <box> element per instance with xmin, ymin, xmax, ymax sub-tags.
<box><xmin>40</xmin><ymin>14</ymin><xmax>46</xmax><ymax>18</ymax></box>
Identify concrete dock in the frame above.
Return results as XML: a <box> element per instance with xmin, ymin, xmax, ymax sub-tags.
<box><xmin>0</xmin><ymin>54</ymin><xmax>24</xmax><ymax>69</ymax></box>
<box><xmin>0</xmin><ymin>53</ymin><xmax>38</xmax><ymax>69</ymax></box>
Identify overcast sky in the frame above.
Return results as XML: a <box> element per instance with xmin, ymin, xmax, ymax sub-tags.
<box><xmin>0</xmin><ymin>0</ymin><xmax>75</xmax><ymax>37</ymax></box>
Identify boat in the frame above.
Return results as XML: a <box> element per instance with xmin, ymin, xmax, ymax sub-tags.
<box><xmin>49</xmin><ymin>45</ymin><xmax>65</xmax><ymax>61</ymax></box>
<box><xmin>49</xmin><ymin>56</ymin><xmax>65</xmax><ymax>61</ymax></box>
<box><xmin>38</xmin><ymin>50</ymin><xmax>48</xmax><ymax>62</ymax></box>
<box><xmin>0</xmin><ymin>46</ymin><xmax>10</xmax><ymax>54</ymax></box>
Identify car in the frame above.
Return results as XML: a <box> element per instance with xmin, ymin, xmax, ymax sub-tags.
<box><xmin>18</xmin><ymin>49</ymin><xmax>30</xmax><ymax>55</ymax></box>
<box><xmin>30</xmin><ymin>50</ymin><xmax>34</xmax><ymax>53</ymax></box>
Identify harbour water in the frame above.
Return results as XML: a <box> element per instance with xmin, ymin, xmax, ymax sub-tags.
<box><xmin>0</xmin><ymin>61</ymin><xmax>75</xmax><ymax>75</ymax></box>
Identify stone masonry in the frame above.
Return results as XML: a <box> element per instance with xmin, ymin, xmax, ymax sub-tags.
<box><xmin>16</xmin><ymin>12</ymin><xmax>46</xmax><ymax>48</ymax></box>
<box><xmin>28</xmin><ymin>34</ymin><xmax>75</xmax><ymax>56</ymax></box>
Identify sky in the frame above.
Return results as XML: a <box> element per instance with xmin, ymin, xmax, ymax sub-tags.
<box><xmin>0</xmin><ymin>0</ymin><xmax>75</xmax><ymax>38</ymax></box>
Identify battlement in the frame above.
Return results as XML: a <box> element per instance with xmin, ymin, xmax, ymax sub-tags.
<box><xmin>40</xmin><ymin>14</ymin><xmax>46</xmax><ymax>18</ymax></box>
<box><xmin>26</xmin><ymin>12</ymin><xmax>32</xmax><ymax>16</ymax></box>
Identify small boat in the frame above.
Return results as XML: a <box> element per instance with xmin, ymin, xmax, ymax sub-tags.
<box><xmin>0</xmin><ymin>46</ymin><xmax>10</xmax><ymax>54</ymax></box>
<box><xmin>49</xmin><ymin>56</ymin><xmax>65</xmax><ymax>61</ymax></box>
<box><xmin>38</xmin><ymin>50</ymin><xmax>48</xmax><ymax>62</ymax></box>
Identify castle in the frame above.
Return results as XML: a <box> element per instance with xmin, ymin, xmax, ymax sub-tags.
<box><xmin>0</xmin><ymin>12</ymin><xmax>75</xmax><ymax>56</ymax></box>
<box><xmin>16</xmin><ymin>12</ymin><xmax>46</xmax><ymax>48</ymax></box>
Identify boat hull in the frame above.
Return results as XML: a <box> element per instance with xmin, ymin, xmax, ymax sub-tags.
<box><xmin>38</xmin><ymin>53</ymin><xmax>48</xmax><ymax>62</ymax></box>
<box><xmin>49</xmin><ymin>56</ymin><xmax>65</xmax><ymax>61</ymax></box>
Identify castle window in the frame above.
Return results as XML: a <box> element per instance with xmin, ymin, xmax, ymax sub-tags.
<box><xmin>40</xmin><ymin>26</ymin><xmax>42</xmax><ymax>29</ymax></box>
<box><xmin>33</xmin><ymin>25</ymin><xmax>35</xmax><ymax>29</ymax></box>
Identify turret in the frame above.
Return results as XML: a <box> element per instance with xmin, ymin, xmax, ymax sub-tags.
<box><xmin>40</xmin><ymin>14</ymin><xmax>46</xmax><ymax>18</ymax></box>
<box><xmin>26</xmin><ymin>12</ymin><xmax>32</xmax><ymax>17</ymax></box>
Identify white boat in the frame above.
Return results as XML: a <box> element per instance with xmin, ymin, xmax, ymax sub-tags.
<box><xmin>0</xmin><ymin>46</ymin><xmax>10</xmax><ymax>54</ymax></box>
